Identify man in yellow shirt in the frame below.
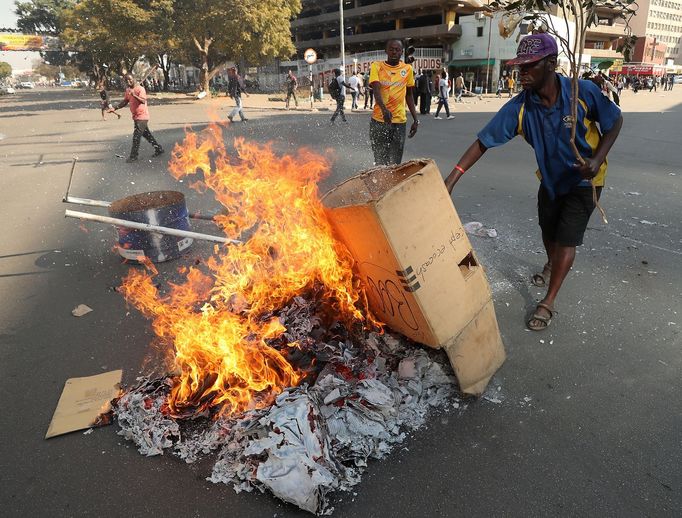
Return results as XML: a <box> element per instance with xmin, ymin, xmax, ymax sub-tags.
<box><xmin>368</xmin><ymin>39</ymin><xmax>420</xmax><ymax>165</ymax></box>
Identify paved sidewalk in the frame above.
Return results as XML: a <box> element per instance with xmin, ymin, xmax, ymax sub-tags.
<box><xmin>150</xmin><ymin>87</ymin><xmax>682</xmax><ymax>115</ymax></box>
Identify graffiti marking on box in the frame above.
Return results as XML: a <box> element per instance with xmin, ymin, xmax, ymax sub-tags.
<box><xmin>415</xmin><ymin>229</ymin><xmax>466</xmax><ymax>283</ymax></box>
<box><xmin>364</xmin><ymin>264</ymin><xmax>420</xmax><ymax>332</ymax></box>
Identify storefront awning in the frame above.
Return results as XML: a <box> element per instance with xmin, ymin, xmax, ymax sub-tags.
<box><xmin>447</xmin><ymin>59</ymin><xmax>496</xmax><ymax>67</ymax></box>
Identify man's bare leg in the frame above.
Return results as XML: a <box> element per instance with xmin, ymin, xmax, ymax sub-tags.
<box><xmin>529</xmin><ymin>243</ymin><xmax>575</xmax><ymax>328</ymax></box>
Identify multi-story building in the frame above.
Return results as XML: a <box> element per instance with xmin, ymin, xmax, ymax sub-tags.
<box><xmin>291</xmin><ymin>0</ymin><xmax>474</xmax><ymax>58</ymax></box>
<box><xmin>631</xmin><ymin>0</ymin><xmax>682</xmax><ymax>64</ymax></box>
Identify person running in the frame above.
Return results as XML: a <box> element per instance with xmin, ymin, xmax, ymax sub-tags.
<box><xmin>98</xmin><ymin>82</ymin><xmax>121</xmax><ymax>120</ymax></box>
<box><xmin>368</xmin><ymin>39</ymin><xmax>419</xmax><ymax>165</ymax></box>
<box><xmin>285</xmin><ymin>69</ymin><xmax>298</xmax><ymax>109</ymax></box>
<box><xmin>227</xmin><ymin>67</ymin><xmax>249</xmax><ymax>122</ymax></box>
<box><xmin>114</xmin><ymin>73</ymin><xmax>163</xmax><ymax>163</ymax></box>
<box><xmin>444</xmin><ymin>33</ymin><xmax>622</xmax><ymax>331</ymax></box>
<box><xmin>434</xmin><ymin>73</ymin><xmax>454</xmax><ymax>120</ymax></box>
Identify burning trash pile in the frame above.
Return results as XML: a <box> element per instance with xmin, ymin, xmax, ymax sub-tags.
<box><xmin>112</xmin><ymin>124</ymin><xmax>461</xmax><ymax>514</ymax></box>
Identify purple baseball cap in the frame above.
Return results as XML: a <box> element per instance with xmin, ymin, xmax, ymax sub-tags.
<box><xmin>507</xmin><ymin>33</ymin><xmax>558</xmax><ymax>66</ymax></box>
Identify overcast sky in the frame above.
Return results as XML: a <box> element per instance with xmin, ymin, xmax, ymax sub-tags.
<box><xmin>1</xmin><ymin>0</ymin><xmax>18</xmax><ymax>28</ymax></box>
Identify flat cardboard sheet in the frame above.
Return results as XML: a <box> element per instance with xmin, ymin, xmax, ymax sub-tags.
<box><xmin>45</xmin><ymin>370</ymin><xmax>122</xmax><ymax>439</ymax></box>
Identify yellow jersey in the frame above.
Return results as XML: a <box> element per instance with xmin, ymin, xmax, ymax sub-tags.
<box><xmin>369</xmin><ymin>61</ymin><xmax>415</xmax><ymax>124</ymax></box>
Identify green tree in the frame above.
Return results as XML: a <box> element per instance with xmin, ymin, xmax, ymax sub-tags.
<box><xmin>14</xmin><ymin>0</ymin><xmax>72</xmax><ymax>33</ymax></box>
<box><xmin>60</xmin><ymin>0</ymin><xmax>175</xmax><ymax>84</ymax></box>
<box><xmin>0</xmin><ymin>62</ymin><xmax>12</xmax><ymax>80</ymax></box>
<box><xmin>174</xmin><ymin>0</ymin><xmax>301</xmax><ymax>95</ymax></box>
<box><xmin>15</xmin><ymin>0</ymin><xmax>74</xmax><ymax>66</ymax></box>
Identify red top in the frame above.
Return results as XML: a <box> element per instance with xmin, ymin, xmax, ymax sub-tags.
<box><xmin>124</xmin><ymin>85</ymin><xmax>149</xmax><ymax>120</ymax></box>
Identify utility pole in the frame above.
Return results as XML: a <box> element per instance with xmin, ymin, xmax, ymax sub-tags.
<box><xmin>339</xmin><ymin>0</ymin><xmax>346</xmax><ymax>74</ymax></box>
<box><xmin>484</xmin><ymin>14</ymin><xmax>492</xmax><ymax>94</ymax></box>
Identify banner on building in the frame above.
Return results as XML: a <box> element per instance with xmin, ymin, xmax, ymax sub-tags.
<box><xmin>0</xmin><ymin>33</ymin><xmax>61</xmax><ymax>51</ymax></box>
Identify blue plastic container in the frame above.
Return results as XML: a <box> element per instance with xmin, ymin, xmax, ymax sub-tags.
<box><xmin>108</xmin><ymin>191</ymin><xmax>193</xmax><ymax>263</ymax></box>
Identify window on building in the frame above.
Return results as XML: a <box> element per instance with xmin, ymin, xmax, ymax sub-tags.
<box><xmin>477</xmin><ymin>26</ymin><xmax>484</xmax><ymax>37</ymax></box>
<box><xmin>594</xmin><ymin>41</ymin><xmax>604</xmax><ymax>49</ymax></box>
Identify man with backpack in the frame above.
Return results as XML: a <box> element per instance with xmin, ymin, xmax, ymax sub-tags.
<box><xmin>444</xmin><ymin>33</ymin><xmax>622</xmax><ymax>332</ymax></box>
<box><xmin>329</xmin><ymin>68</ymin><xmax>354</xmax><ymax>124</ymax></box>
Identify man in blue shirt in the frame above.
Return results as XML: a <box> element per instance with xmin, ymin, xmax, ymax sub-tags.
<box><xmin>444</xmin><ymin>34</ymin><xmax>623</xmax><ymax>331</ymax></box>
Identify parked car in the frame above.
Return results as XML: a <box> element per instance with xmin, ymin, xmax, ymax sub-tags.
<box><xmin>0</xmin><ymin>85</ymin><xmax>15</xmax><ymax>94</ymax></box>
<box><xmin>674</xmin><ymin>75</ymin><xmax>682</xmax><ymax>84</ymax></box>
<box><xmin>19</xmin><ymin>81</ymin><xmax>35</xmax><ymax>89</ymax></box>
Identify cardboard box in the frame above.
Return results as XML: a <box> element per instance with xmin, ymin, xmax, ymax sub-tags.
<box><xmin>323</xmin><ymin>159</ymin><xmax>505</xmax><ymax>395</ymax></box>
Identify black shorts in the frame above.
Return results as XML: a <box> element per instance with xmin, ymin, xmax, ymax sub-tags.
<box><xmin>537</xmin><ymin>184</ymin><xmax>602</xmax><ymax>247</ymax></box>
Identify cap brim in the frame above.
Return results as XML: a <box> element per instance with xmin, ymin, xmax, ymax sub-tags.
<box><xmin>507</xmin><ymin>54</ymin><xmax>548</xmax><ymax>66</ymax></box>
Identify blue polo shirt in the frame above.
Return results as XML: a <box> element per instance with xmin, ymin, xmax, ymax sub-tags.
<box><xmin>477</xmin><ymin>74</ymin><xmax>621</xmax><ymax>199</ymax></box>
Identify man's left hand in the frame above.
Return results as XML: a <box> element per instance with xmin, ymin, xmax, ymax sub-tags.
<box><xmin>408</xmin><ymin>120</ymin><xmax>419</xmax><ymax>138</ymax></box>
<box><xmin>575</xmin><ymin>157</ymin><xmax>601</xmax><ymax>180</ymax></box>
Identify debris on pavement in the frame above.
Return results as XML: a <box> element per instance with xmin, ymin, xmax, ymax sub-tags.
<box><xmin>46</xmin><ymin>370</ymin><xmax>122</xmax><ymax>438</ymax></box>
<box><xmin>114</xmin><ymin>330</ymin><xmax>460</xmax><ymax>515</ymax></box>
<box><xmin>71</xmin><ymin>304</ymin><xmax>93</xmax><ymax>317</ymax></box>
<box><xmin>463</xmin><ymin>221</ymin><xmax>498</xmax><ymax>238</ymax></box>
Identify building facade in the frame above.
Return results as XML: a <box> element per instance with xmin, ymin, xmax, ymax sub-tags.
<box><xmin>290</xmin><ymin>0</ymin><xmax>492</xmax><ymax>61</ymax></box>
<box><xmin>630</xmin><ymin>0</ymin><xmax>682</xmax><ymax>64</ymax></box>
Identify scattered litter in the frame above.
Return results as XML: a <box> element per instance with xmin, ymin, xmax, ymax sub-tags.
<box><xmin>83</xmin><ymin>428</ymin><xmax>94</xmax><ymax>435</ymax></box>
<box><xmin>114</xmin><ymin>327</ymin><xmax>462</xmax><ymax>515</ymax></box>
<box><xmin>549</xmin><ymin>340</ymin><xmax>554</xmax><ymax>345</ymax></box>
<box><xmin>71</xmin><ymin>304</ymin><xmax>93</xmax><ymax>317</ymax></box>
<box><xmin>625</xmin><ymin>192</ymin><xmax>642</xmax><ymax>196</ymax></box>
<box><xmin>115</xmin><ymin>154</ymin><xmax>125</xmax><ymax>159</ymax></box>
<box><xmin>639</xmin><ymin>220</ymin><xmax>655</xmax><ymax>225</ymax></box>
<box><xmin>463</xmin><ymin>221</ymin><xmax>498</xmax><ymax>238</ymax></box>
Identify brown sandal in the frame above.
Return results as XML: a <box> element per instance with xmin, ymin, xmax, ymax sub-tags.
<box><xmin>527</xmin><ymin>302</ymin><xmax>555</xmax><ymax>331</ymax></box>
<box><xmin>531</xmin><ymin>263</ymin><xmax>551</xmax><ymax>287</ymax></box>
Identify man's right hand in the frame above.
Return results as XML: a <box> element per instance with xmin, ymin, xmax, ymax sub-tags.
<box><xmin>382</xmin><ymin>108</ymin><xmax>392</xmax><ymax>124</ymax></box>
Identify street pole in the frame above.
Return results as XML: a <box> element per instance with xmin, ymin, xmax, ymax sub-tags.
<box><xmin>339</xmin><ymin>0</ymin><xmax>346</xmax><ymax>74</ymax></box>
<box><xmin>485</xmin><ymin>15</ymin><xmax>492</xmax><ymax>94</ymax></box>
<box><xmin>309</xmin><ymin>64</ymin><xmax>313</xmax><ymax>109</ymax></box>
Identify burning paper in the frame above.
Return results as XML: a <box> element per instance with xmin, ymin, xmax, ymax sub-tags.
<box><xmin>112</xmin><ymin>124</ymin><xmax>463</xmax><ymax>514</ymax></box>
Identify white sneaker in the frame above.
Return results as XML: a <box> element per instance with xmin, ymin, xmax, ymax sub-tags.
<box><xmin>434</xmin><ymin>116</ymin><xmax>442</xmax><ymax>119</ymax></box>
<box><xmin>447</xmin><ymin>115</ymin><xmax>455</xmax><ymax>119</ymax></box>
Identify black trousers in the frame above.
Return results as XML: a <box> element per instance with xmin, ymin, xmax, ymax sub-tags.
<box><xmin>419</xmin><ymin>93</ymin><xmax>431</xmax><ymax>114</ymax></box>
<box><xmin>130</xmin><ymin>120</ymin><xmax>162</xmax><ymax>158</ymax></box>
<box><xmin>369</xmin><ymin>119</ymin><xmax>406</xmax><ymax>166</ymax></box>
<box><xmin>330</xmin><ymin>97</ymin><xmax>346</xmax><ymax>122</ymax></box>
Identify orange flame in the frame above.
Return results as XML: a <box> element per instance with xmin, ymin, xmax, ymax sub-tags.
<box><xmin>119</xmin><ymin>123</ymin><xmax>372</xmax><ymax>417</ymax></box>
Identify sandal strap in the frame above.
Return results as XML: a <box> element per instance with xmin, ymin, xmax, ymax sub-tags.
<box><xmin>536</xmin><ymin>302</ymin><xmax>555</xmax><ymax>316</ymax></box>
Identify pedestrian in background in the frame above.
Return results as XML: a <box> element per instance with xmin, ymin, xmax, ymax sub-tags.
<box><xmin>227</xmin><ymin>67</ymin><xmax>249</xmax><ymax>122</ymax></box>
<box><xmin>98</xmin><ymin>81</ymin><xmax>121</xmax><ymax>121</ymax></box>
<box><xmin>349</xmin><ymin>72</ymin><xmax>360</xmax><ymax>110</ymax></box>
<box><xmin>114</xmin><ymin>73</ymin><xmax>163</xmax><ymax>163</ymax></box>
<box><xmin>330</xmin><ymin>68</ymin><xmax>354</xmax><ymax>124</ymax></box>
<box><xmin>363</xmin><ymin>71</ymin><xmax>374</xmax><ymax>109</ymax></box>
<box><xmin>455</xmin><ymin>73</ymin><xmax>464</xmax><ymax>102</ymax></box>
<box><xmin>285</xmin><ymin>69</ymin><xmax>298</xmax><ymax>109</ymax></box>
<box><xmin>434</xmin><ymin>73</ymin><xmax>454</xmax><ymax>120</ymax></box>
<box><xmin>508</xmin><ymin>76</ymin><xmax>515</xmax><ymax>97</ymax></box>
<box><xmin>368</xmin><ymin>39</ymin><xmax>419</xmax><ymax>165</ymax></box>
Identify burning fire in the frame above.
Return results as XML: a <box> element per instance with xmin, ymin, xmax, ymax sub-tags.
<box><xmin>119</xmin><ymin>123</ymin><xmax>372</xmax><ymax>417</ymax></box>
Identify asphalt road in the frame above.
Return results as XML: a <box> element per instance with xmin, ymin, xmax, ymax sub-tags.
<box><xmin>1</xmin><ymin>87</ymin><xmax>680</xmax><ymax>517</ymax></box>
